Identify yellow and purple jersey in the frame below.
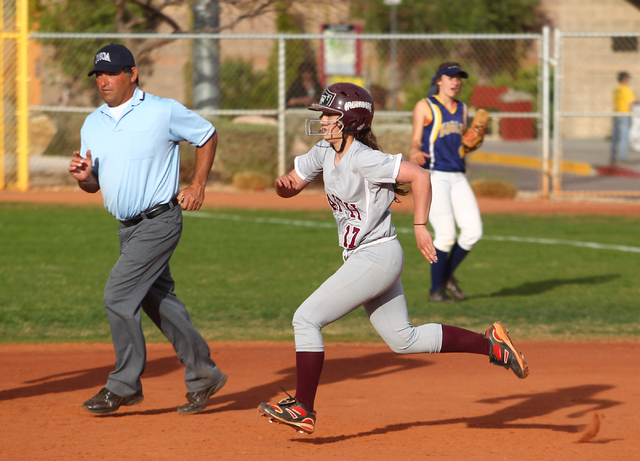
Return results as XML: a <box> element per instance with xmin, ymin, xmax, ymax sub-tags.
<box><xmin>421</xmin><ymin>96</ymin><xmax>468</xmax><ymax>173</ymax></box>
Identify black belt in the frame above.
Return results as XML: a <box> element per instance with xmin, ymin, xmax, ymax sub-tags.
<box><xmin>120</xmin><ymin>197</ymin><xmax>180</xmax><ymax>227</ymax></box>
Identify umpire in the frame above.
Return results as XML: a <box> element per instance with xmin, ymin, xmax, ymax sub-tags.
<box><xmin>68</xmin><ymin>43</ymin><xmax>227</xmax><ymax>415</ymax></box>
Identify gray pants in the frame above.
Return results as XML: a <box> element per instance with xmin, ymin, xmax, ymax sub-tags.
<box><xmin>293</xmin><ymin>238</ymin><xmax>443</xmax><ymax>354</ymax></box>
<box><xmin>104</xmin><ymin>205</ymin><xmax>222</xmax><ymax>397</ymax></box>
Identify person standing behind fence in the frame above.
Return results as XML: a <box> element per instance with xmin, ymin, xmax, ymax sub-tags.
<box><xmin>611</xmin><ymin>71</ymin><xmax>636</xmax><ymax>166</ymax></box>
<box><xmin>286</xmin><ymin>60</ymin><xmax>324</xmax><ymax>108</ymax></box>
<box><xmin>409</xmin><ymin>62</ymin><xmax>482</xmax><ymax>303</ymax></box>
<box><xmin>68</xmin><ymin>43</ymin><xmax>227</xmax><ymax>415</ymax></box>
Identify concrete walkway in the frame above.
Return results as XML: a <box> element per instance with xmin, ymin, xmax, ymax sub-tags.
<box><xmin>469</xmin><ymin>138</ymin><xmax>640</xmax><ymax>196</ymax></box>
<box><xmin>477</xmin><ymin>138</ymin><xmax>640</xmax><ymax>171</ymax></box>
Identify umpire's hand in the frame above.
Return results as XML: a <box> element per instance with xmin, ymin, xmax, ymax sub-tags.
<box><xmin>177</xmin><ymin>184</ymin><xmax>205</xmax><ymax>211</ymax></box>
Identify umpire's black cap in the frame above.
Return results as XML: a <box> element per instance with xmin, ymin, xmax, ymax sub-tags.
<box><xmin>88</xmin><ymin>43</ymin><xmax>136</xmax><ymax>77</ymax></box>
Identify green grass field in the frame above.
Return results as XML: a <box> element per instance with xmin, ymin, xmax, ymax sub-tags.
<box><xmin>1</xmin><ymin>202</ymin><xmax>639</xmax><ymax>343</ymax></box>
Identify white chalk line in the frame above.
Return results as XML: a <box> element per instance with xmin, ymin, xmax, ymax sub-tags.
<box><xmin>185</xmin><ymin>211</ymin><xmax>640</xmax><ymax>254</ymax></box>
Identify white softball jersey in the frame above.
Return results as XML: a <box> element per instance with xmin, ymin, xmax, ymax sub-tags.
<box><xmin>292</xmin><ymin>139</ymin><xmax>443</xmax><ymax>355</ymax></box>
<box><xmin>294</xmin><ymin>139</ymin><xmax>403</xmax><ymax>258</ymax></box>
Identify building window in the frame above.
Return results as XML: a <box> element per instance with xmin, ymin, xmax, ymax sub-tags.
<box><xmin>612</xmin><ymin>37</ymin><xmax>638</xmax><ymax>52</ymax></box>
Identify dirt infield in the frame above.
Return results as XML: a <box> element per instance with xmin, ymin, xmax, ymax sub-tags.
<box><xmin>1</xmin><ymin>189</ymin><xmax>639</xmax><ymax>460</ymax></box>
<box><xmin>2</xmin><ymin>186</ymin><xmax>640</xmax><ymax>215</ymax></box>
<box><xmin>1</xmin><ymin>342</ymin><xmax>638</xmax><ymax>460</ymax></box>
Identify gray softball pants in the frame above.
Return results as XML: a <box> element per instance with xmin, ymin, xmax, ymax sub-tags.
<box><xmin>103</xmin><ymin>205</ymin><xmax>223</xmax><ymax>398</ymax></box>
<box><xmin>293</xmin><ymin>238</ymin><xmax>443</xmax><ymax>354</ymax></box>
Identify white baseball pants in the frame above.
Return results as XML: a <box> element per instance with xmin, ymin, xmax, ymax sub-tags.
<box><xmin>429</xmin><ymin>170</ymin><xmax>483</xmax><ymax>252</ymax></box>
<box><xmin>293</xmin><ymin>238</ymin><xmax>443</xmax><ymax>354</ymax></box>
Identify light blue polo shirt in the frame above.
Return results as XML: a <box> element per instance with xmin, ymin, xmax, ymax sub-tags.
<box><xmin>80</xmin><ymin>87</ymin><xmax>215</xmax><ymax>220</ymax></box>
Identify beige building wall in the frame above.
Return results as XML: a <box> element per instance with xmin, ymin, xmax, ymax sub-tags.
<box><xmin>218</xmin><ymin>3</ymin><xmax>352</xmax><ymax>71</ymax></box>
<box><xmin>541</xmin><ymin>0</ymin><xmax>640</xmax><ymax>138</ymax></box>
<box><xmin>219</xmin><ymin>4</ymin><xmax>277</xmax><ymax>72</ymax></box>
<box><xmin>142</xmin><ymin>5</ymin><xmax>192</xmax><ymax>106</ymax></box>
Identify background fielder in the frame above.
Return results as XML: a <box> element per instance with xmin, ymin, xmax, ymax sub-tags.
<box><xmin>410</xmin><ymin>62</ymin><xmax>483</xmax><ymax>302</ymax></box>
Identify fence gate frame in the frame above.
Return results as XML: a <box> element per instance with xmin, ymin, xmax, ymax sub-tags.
<box><xmin>552</xmin><ymin>28</ymin><xmax>640</xmax><ymax>198</ymax></box>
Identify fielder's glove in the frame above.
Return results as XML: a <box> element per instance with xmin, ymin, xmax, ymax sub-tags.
<box><xmin>462</xmin><ymin>108</ymin><xmax>490</xmax><ymax>152</ymax></box>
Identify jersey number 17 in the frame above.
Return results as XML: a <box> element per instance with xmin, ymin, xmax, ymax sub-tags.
<box><xmin>343</xmin><ymin>225</ymin><xmax>361</xmax><ymax>249</ymax></box>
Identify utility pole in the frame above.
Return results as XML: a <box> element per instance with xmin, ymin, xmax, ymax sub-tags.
<box><xmin>192</xmin><ymin>0</ymin><xmax>220</xmax><ymax>111</ymax></box>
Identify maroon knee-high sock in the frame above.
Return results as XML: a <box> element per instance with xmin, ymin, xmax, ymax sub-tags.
<box><xmin>440</xmin><ymin>325</ymin><xmax>490</xmax><ymax>355</ymax></box>
<box><xmin>294</xmin><ymin>351</ymin><xmax>324</xmax><ymax>412</ymax></box>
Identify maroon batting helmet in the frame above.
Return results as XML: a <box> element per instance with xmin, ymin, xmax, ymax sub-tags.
<box><xmin>306</xmin><ymin>82</ymin><xmax>374</xmax><ymax>135</ymax></box>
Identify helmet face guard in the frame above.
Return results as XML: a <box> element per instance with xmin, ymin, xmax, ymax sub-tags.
<box><xmin>304</xmin><ymin>117</ymin><xmax>344</xmax><ymax>136</ymax></box>
<box><xmin>305</xmin><ymin>83</ymin><xmax>374</xmax><ymax>137</ymax></box>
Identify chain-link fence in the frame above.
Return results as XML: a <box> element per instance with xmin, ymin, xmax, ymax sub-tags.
<box><xmin>26</xmin><ymin>30</ymin><xmax>547</xmax><ymax>191</ymax></box>
<box><xmin>553</xmin><ymin>29</ymin><xmax>640</xmax><ymax>198</ymax></box>
<box><xmin>14</xmin><ymin>27</ymin><xmax>640</xmax><ymax>198</ymax></box>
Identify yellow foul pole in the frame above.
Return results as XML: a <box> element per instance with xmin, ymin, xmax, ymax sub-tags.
<box><xmin>16</xmin><ymin>0</ymin><xmax>29</xmax><ymax>190</ymax></box>
<box><xmin>0</xmin><ymin>1</ymin><xmax>5</xmax><ymax>190</ymax></box>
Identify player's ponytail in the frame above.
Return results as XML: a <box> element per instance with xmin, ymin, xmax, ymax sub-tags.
<box><xmin>355</xmin><ymin>127</ymin><xmax>380</xmax><ymax>151</ymax></box>
<box><xmin>355</xmin><ymin>128</ymin><xmax>408</xmax><ymax>202</ymax></box>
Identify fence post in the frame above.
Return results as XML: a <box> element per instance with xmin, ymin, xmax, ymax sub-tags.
<box><xmin>278</xmin><ymin>36</ymin><xmax>286</xmax><ymax>177</ymax></box>
<box><xmin>541</xmin><ymin>26</ymin><xmax>550</xmax><ymax>199</ymax></box>
<box><xmin>389</xmin><ymin>6</ymin><xmax>398</xmax><ymax>110</ymax></box>
<box><xmin>17</xmin><ymin>0</ymin><xmax>29</xmax><ymax>190</ymax></box>
<box><xmin>552</xmin><ymin>28</ymin><xmax>562</xmax><ymax>197</ymax></box>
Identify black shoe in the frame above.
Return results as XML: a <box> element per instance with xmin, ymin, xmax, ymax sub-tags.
<box><xmin>428</xmin><ymin>286</ymin><xmax>456</xmax><ymax>302</ymax></box>
<box><xmin>177</xmin><ymin>373</ymin><xmax>228</xmax><ymax>415</ymax></box>
<box><xmin>446</xmin><ymin>276</ymin><xmax>468</xmax><ymax>300</ymax></box>
<box><xmin>82</xmin><ymin>387</ymin><xmax>144</xmax><ymax>414</ymax></box>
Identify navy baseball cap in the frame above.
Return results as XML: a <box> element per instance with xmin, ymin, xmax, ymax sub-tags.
<box><xmin>88</xmin><ymin>43</ymin><xmax>136</xmax><ymax>77</ymax></box>
<box><xmin>430</xmin><ymin>64</ymin><xmax>469</xmax><ymax>85</ymax></box>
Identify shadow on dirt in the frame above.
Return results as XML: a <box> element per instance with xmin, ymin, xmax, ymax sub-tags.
<box><xmin>0</xmin><ymin>351</ymin><xmax>433</xmax><ymax>418</ymax></box>
<box><xmin>0</xmin><ymin>355</ymin><xmax>182</xmax><ymax>402</ymax></box>
<box><xmin>198</xmin><ymin>352</ymin><xmax>433</xmax><ymax>414</ymax></box>
<box><xmin>296</xmin><ymin>384</ymin><xmax>621</xmax><ymax>444</ymax></box>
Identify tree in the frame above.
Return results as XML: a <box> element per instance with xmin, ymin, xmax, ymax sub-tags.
<box><xmin>349</xmin><ymin>0</ymin><xmax>548</xmax><ymax>100</ymax></box>
<box><xmin>216</xmin><ymin>1</ymin><xmax>324</xmax><ymax>110</ymax></box>
<box><xmin>31</xmin><ymin>0</ymin><xmax>185</xmax><ymax>71</ymax></box>
<box><xmin>350</xmin><ymin>0</ymin><xmax>542</xmax><ymax>35</ymax></box>
<box><xmin>29</xmin><ymin>0</ymin><xmax>293</xmax><ymax>100</ymax></box>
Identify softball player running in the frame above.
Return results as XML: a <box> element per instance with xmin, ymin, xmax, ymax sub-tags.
<box><xmin>410</xmin><ymin>62</ymin><xmax>483</xmax><ymax>302</ymax></box>
<box><xmin>258</xmin><ymin>83</ymin><xmax>528</xmax><ymax>435</ymax></box>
